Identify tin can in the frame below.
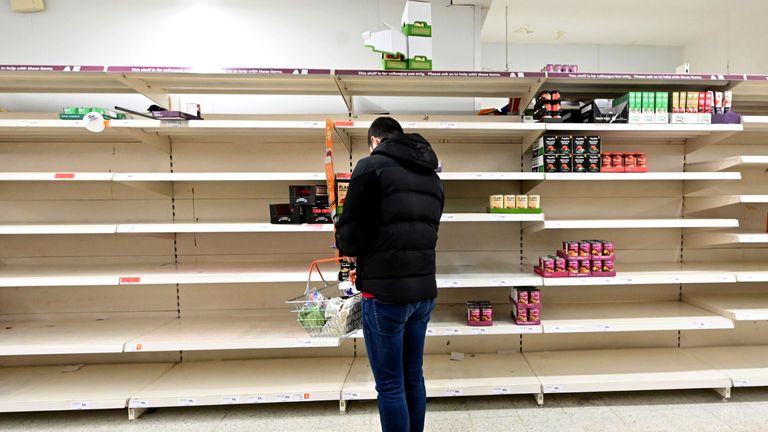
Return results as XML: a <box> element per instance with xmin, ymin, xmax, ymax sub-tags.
<box><xmin>625</xmin><ymin>153</ymin><xmax>637</xmax><ymax>169</ymax></box>
<box><xmin>602</xmin><ymin>153</ymin><xmax>612</xmax><ymax>168</ymax></box>
<box><xmin>612</xmin><ymin>153</ymin><xmax>624</xmax><ymax>168</ymax></box>
<box><xmin>636</xmin><ymin>153</ymin><xmax>647</xmax><ymax>168</ymax></box>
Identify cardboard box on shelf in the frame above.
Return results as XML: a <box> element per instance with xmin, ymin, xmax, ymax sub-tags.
<box><xmin>402</xmin><ymin>0</ymin><xmax>432</xmax><ymax>37</ymax></box>
<box><xmin>407</xmin><ymin>35</ymin><xmax>432</xmax><ymax>70</ymax></box>
<box><xmin>363</xmin><ymin>27</ymin><xmax>408</xmax><ymax>62</ymax></box>
<box><xmin>655</xmin><ymin>92</ymin><xmax>669</xmax><ymax>124</ymax></box>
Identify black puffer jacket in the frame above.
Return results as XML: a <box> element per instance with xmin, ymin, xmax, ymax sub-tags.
<box><xmin>335</xmin><ymin>133</ymin><xmax>444</xmax><ymax>304</ymax></box>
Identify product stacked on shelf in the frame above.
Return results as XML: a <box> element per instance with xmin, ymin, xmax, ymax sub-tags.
<box><xmin>488</xmin><ymin>194</ymin><xmax>541</xmax><ymax>213</ymax></box>
<box><xmin>511</xmin><ymin>287</ymin><xmax>541</xmax><ymax>326</ymax></box>
<box><xmin>612</xmin><ymin>90</ymin><xmax>738</xmax><ymax>125</ymax></box>
<box><xmin>59</xmin><ymin>107</ymin><xmax>126</xmax><ymax>120</ymax></box>
<box><xmin>613</xmin><ymin>92</ymin><xmax>670</xmax><ymax>124</ymax></box>
<box><xmin>269</xmin><ymin>185</ymin><xmax>331</xmax><ymax>224</ymax></box>
<box><xmin>532</xmin><ymin>90</ymin><xmax>563</xmax><ymax>121</ymax></box>
<box><xmin>466</xmin><ymin>301</ymin><xmax>493</xmax><ymax>327</ymax></box>
<box><xmin>542</xmin><ymin>64</ymin><xmax>579</xmax><ymax>73</ymax></box>
<box><xmin>532</xmin><ymin>134</ymin><xmax>648</xmax><ymax>173</ymax></box>
<box><xmin>362</xmin><ymin>0</ymin><xmax>432</xmax><ymax>70</ymax></box>
<box><xmin>535</xmin><ymin>240</ymin><xmax>616</xmax><ymax>278</ymax></box>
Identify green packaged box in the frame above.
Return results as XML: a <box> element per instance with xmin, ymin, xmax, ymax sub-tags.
<box><xmin>642</xmin><ymin>92</ymin><xmax>655</xmax><ymax>113</ymax></box>
<box><xmin>655</xmin><ymin>92</ymin><xmax>669</xmax><ymax>113</ymax></box>
<box><xmin>402</xmin><ymin>1</ymin><xmax>432</xmax><ymax>37</ymax></box>
<box><xmin>407</xmin><ymin>58</ymin><xmax>432</xmax><ymax>70</ymax></box>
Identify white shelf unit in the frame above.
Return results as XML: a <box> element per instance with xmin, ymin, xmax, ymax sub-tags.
<box><xmin>687</xmin><ymin>346</ymin><xmax>768</xmax><ymax>388</ymax></box>
<box><xmin>523</xmin><ymin>348</ymin><xmax>731</xmax><ymax>395</ymax></box>
<box><xmin>341</xmin><ymin>354</ymin><xmax>541</xmax><ymax>402</ymax></box>
<box><xmin>1</xmin><ymin>67</ymin><xmax>767</xmax><ymax>416</ymax></box>
<box><xmin>683</xmin><ymin>293</ymin><xmax>768</xmax><ymax>321</ymax></box>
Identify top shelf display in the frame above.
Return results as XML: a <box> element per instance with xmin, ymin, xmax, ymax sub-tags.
<box><xmin>3</xmin><ymin>65</ymin><xmax>768</xmax><ymax>112</ymax></box>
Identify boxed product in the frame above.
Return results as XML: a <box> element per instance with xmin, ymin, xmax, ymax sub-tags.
<box><xmin>467</xmin><ymin>302</ymin><xmax>481</xmax><ymax>324</ymax></box>
<box><xmin>533</xmin><ymin>136</ymin><xmax>558</xmax><ymax>156</ymax></box>
<box><xmin>289</xmin><ymin>185</ymin><xmax>328</xmax><ymax>206</ymax></box>
<box><xmin>515</xmin><ymin>195</ymin><xmax>528</xmax><ymax>209</ymax></box>
<box><xmin>467</xmin><ymin>300</ymin><xmax>493</xmax><ymax>326</ymax></box>
<box><xmin>587</xmin><ymin>154</ymin><xmax>601</xmax><ymax>172</ymax></box>
<box><xmin>528</xmin><ymin>195</ymin><xmax>541</xmax><ymax>209</ymax></box>
<box><xmin>572</xmin><ymin>154</ymin><xmax>587</xmax><ymax>173</ymax></box>
<box><xmin>489</xmin><ymin>194</ymin><xmax>504</xmax><ymax>209</ymax></box>
<box><xmin>655</xmin><ymin>92</ymin><xmax>669</xmax><ymax>124</ymax></box>
<box><xmin>536</xmin><ymin>240</ymin><xmax>616</xmax><ymax>278</ymax></box>
<box><xmin>489</xmin><ymin>194</ymin><xmax>543</xmax><ymax>214</ymax></box>
<box><xmin>305</xmin><ymin>206</ymin><xmax>333</xmax><ymax>224</ymax></box>
<box><xmin>401</xmin><ymin>0</ymin><xmax>432</xmax><ymax>37</ymax></box>
<box><xmin>270</xmin><ymin>203</ymin><xmax>301</xmax><ymax>224</ymax></box>
<box><xmin>558</xmin><ymin>154</ymin><xmax>572</xmax><ymax>173</ymax></box>
<box><xmin>336</xmin><ymin>173</ymin><xmax>351</xmax><ymax>216</ymax></box>
<box><xmin>503</xmin><ymin>195</ymin><xmax>516</xmax><ymax>209</ymax></box>
<box><xmin>407</xmin><ymin>35</ymin><xmax>432</xmax><ymax>70</ymax></box>
<box><xmin>671</xmin><ymin>92</ymin><xmax>686</xmax><ymax>124</ymax></box>
<box><xmin>587</xmin><ymin>136</ymin><xmax>601</xmax><ymax>155</ymax></box>
<box><xmin>685</xmin><ymin>91</ymin><xmax>699</xmax><ymax>124</ymax></box>
<box><xmin>511</xmin><ymin>287</ymin><xmax>541</xmax><ymax>305</ymax></box>
<box><xmin>513</xmin><ymin>303</ymin><xmax>541</xmax><ymax>326</ymax></box>
<box><xmin>532</xmin><ymin>154</ymin><xmax>558</xmax><ymax>173</ymax></box>
<box><xmin>363</xmin><ymin>28</ymin><xmax>408</xmax><ymax>70</ymax></box>
<box><xmin>60</xmin><ymin>107</ymin><xmax>126</xmax><ymax>120</ymax></box>
<box><xmin>557</xmin><ymin>136</ymin><xmax>573</xmax><ymax>154</ymax></box>
<box><xmin>572</xmin><ymin>136</ymin><xmax>587</xmax><ymax>154</ymax></box>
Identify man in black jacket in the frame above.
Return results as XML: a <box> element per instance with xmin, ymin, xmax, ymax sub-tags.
<box><xmin>336</xmin><ymin>117</ymin><xmax>444</xmax><ymax>432</ymax></box>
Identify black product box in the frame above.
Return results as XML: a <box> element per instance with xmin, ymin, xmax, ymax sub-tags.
<box><xmin>572</xmin><ymin>155</ymin><xmax>587</xmax><ymax>173</ymax></box>
<box><xmin>544</xmin><ymin>154</ymin><xmax>558</xmax><ymax>172</ymax></box>
<box><xmin>557</xmin><ymin>136</ymin><xmax>572</xmax><ymax>155</ymax></box>
<box><xmin>305</xmin><ymin>206</ymin><xmax>333</xmax><ymax>224</ymax></box>
<box><xmin>578</xmin><ymin>100</ymin><xmax>629</xmax><ymax>123</ymax></box>
<box><xmin>587</xmin><ymin>154</ymin><xmax>601</xmax><ymax>172</ymax></box>
<box><xmin>289</xmin><ymin>185</ymin><xmax>329</xmax><ymax>206</ymax></box>
<box><xmin>587</xmin><ymin>136</ymin><xmax>601</xmax><ymax>155</ymax></box>
<box><xmin>270</xmin><ymin>203</ymin><xmax>302</xmax><ymax>224</ymax></box>
<box><xmin>557</xmin><ymin>154</ymin><xmax>572</xmax><ymax>172</ymax></box>
<box><xmin>533</xmin><ymin>136</ymin><xmax>558</xmax><ymax>157</ymax></box>
<box><xmin>572</xmin><ymin>136</ymin><xmax>587</xmax><ymax>154</ymax></box>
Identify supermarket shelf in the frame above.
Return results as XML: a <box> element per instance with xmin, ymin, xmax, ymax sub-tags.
<box><xmin>541</xmin><ymin>301</ymin><xmax>733</xmax><ymax>334</ymax></box>
<box><xmin>0</xmin><ymin>363</ymin><xmax>174</xmax><ymax>413</ymax></box>
<box><xmin>438</xmin><ymin>172</ymin><xmax>545</xmax><ymax>181</ymax></box>
<box><xmin>0</xmin><ymin>315</ymin><xmax>175</xmax><ymax>355</ymax></box>
<box><xmin>0</xmin><ymin>172</ymin><xmax>113</xmax><ymax>181</ymax></box>
<box><xmin>341</xmin><ymin>353</ymin><xmax>541</xmax><ymax>401</ymax></box>
<box><xmin>687</xmin><ymin>155</ymin><xmax>768</xmax><ymax>172</ymax></box>
<box><xmin>442</xmin><ymin>213</ymin><xmax>544</xmax><ymax>222</ymax></box>
<box><xmin>683</xmin><ymin>293</ymin><xmax>768</xmax><ymax>321</ymax></box>
<box><xmin>684</xmin><ymin>232</ymin><xmax>768</xmax><ymax>247</ymax></box>
<box><xmin>116</xmin><ymin>223</ymin><xmax>334</xmax><ymax>234</ymax></box>
<box><xmin>0</xmin><ymin>224</ymin><xmax>117</xmax><ymax>234</ymax></box>
<box><xmin>0</xmin><ymin>262</ymin><xmax>339</xmax><ymax>287</ymax></box>
<box><xmin>113</xmin><ymin>172</ymin><xmax>327</xmax><ymax>182</ymax></box>
<box><xmin>129</xmin><ymin>357</ymin><xmax>353</xmax><ymax>408</ymax></box>
<box><xmin>436</xmin><ymin>265</ymin><xmax>543</xmax><ymax>289</ymax></box>
<box><xmin>544</xmin><ymin>172</ymin><xmax>740</xmax><ymax>181</ymax></box>
<box><xmin>124</xmin><ymin>311</ymin><xmax>340</xmax><ymax>352</ymax></box>
<box><xmin>347</xmin><ymin>303</ymin><xmax>541</xmax><ymax>338</ymax></box>
<box><xmin>685</xmin><ymin>195</ymin><xmax>768</xmax><ymax>211</ymax></box>
<box><xmin>687</xmin><ymin>346</ymin><xmax>768</xmax><ymax>388</ymax></box>
<box><xmin>742</xmin><ymin>115</ymin><xmax>768</xmax><ymax>131</ymax></box>
<box><xmin>524</xmin><ymin>348</ymin><xmax>731</xmax><ymax>394</ymax></box>
<box><xmin>541</xmin><ymin>263</ymin><xmax>738</xmax><ymax>286</ymax></box>
<box><xmin>0</xmin><ymin>119</ymin><xmax>137</xmax><ymax>142</ymax></box>
<box><xmin>525</xmin><ymin>218</ymin><xmax>739</xmax><ymax>233</ymax></box>
<box><xmin>335</xmin><ymin>119</ymin><xmax>544</xmax><ymax>145</ymax></box>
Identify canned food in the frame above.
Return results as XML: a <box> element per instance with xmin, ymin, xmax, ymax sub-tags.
<box><xmin>602</xmin><ymin>153</ymin><xmax>612</xmax><ymax>168</ymax></box>
<box><xmin>625</xmin><ymin>153</ymin><xmax>636</xmax><ymax>168</ymax></box>
<box><xmin>612</xmin><ymin>153</ymin><xmax>624</xmax><ymax>168</ymax></box>
<box><xmin>636</xmin><ymin>153</ymin><xmax>647</xmax><ymax>168</ymax></box>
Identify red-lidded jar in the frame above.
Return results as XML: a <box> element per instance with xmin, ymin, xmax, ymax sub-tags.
<box><xmin>602</xmin><ymin>153</ymin><xmax>612</xmax><ymax>168</ymax></box>
<box><xmin>625</xmin><ymin>153</ymin><xmax>637</xmax><ymax>168</ymax></box>
<box><xmin>636</xmin><ymin>152</ymin><xmax>647</xmax><ymax>168</ymax></box>
<box><xmin>612</xmin><ymin>153</ymin><xmax>624</xmax><ymax>168</ymax></box>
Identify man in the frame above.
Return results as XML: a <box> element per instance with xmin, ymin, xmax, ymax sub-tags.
<box><xmin>335</xmin><ymin>117</ymin><xmax>444</xmax><ymax>432</ymax></box>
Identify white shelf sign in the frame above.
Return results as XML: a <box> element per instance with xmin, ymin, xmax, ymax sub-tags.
<box><xmin>343</xmin><ymin>392</ymin><xmax>361</xmax><ymax>400</ymax></box>
<box><xmin>275</xmin><ymin>393</ymin><xmax>307</xmax><ymax>402</ymax></box>
<box><xmin>733</xmin><ymin>379</ymin><xmax>751</xmax><ymax>387</ymax></box>
<box><xmin>426</xmin><ymin>328</ymin><xmax>436</xmax><ymax>336</ymax></box>
<box><xmin>470</xmin><ymin>328</ymin><xmax>488</xmax><ymax>335</ymax></box>
<box><xmin>295</xmin><ymin>339</ymin><xmax>313</xmax><ymax>347</ymax></box>
<box><xmin>178</xmin><ymin>398</ymin><xmax>197</xmax><ymax>406</ymax></box>
<box><xmin>444</xmin><ymin>328</ymin><xmax>462</xmax><ymax>336</ymax></box>
<box><xmin>493</xmin><ymin>387</ymin><xmax>511</xmax><ymax>395</ymax></box>
<box><xmin>544</xmin><ymin>386</ymin><xmax>563</xmax><ymax>393</ymax></box>
<box><xmin>70</xmin><ymin>401</ymin><xmax>91</xmax><ymax>410</ymax></box>
<box><xmin>247</xmin><ymin>396</ymin><xmax>267</xmax><ymax>404</ymax></box>
<box><xmin>129</xmin><ymin>399</ymin><xmax>150</xmax><ymax>408</ymax></box>
<box><xmin>445</xmin><ymin>388</ymin><xmax>464</xmax><ymax>397</ymax></box>
<box><xmin>221</xmin><ymin>396</ymin><xmax>240</xmax><ymax>404</ymax></box>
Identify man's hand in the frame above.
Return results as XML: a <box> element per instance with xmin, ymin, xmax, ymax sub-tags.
<box><xmin>344</xmin><ymin>256</ymin><xmax>357</xmax><ymax>264</ymax></box>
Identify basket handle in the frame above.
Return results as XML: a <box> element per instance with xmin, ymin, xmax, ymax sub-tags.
<box><xmin>307</xmin><ymin>257</ymin><xmax>348</xmax><ymax>287</ymax></box>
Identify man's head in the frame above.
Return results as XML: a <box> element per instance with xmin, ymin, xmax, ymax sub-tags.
<box><xmin>367</xmin><ymin>117</ymin><xmax>403</xmax><ymax>153</ymax></box>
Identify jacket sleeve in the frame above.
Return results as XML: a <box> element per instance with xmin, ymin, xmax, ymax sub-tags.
<box><xmin>335</xmin><ymin>158</ymin><xmax>377</xmax><ymax>257</ymax></box>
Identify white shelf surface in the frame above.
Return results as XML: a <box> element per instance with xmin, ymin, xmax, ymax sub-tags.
<box><xmin>436</xmin><ymin>266</ymin><xmax>543</xmax><ymax>289</ymax></box>
<box><xmin>686</xmin><ymin>346</ymin><xmax>768</xmax><ymax>388</ymax></box>
<box><xmin>442</xmin><ymin>213</ymin><xmax>544</xmax><ymax>222</ymax></box>
<box><xmin>113</xmin><ymin>172</ymin><xmax>328</xmax><ymax>182</ymax></box>
<box><xmin>341</xmin><ymin>354</ymin><xmax>541</xmax><ymax>401</ymax></box>
<box><xmin>115</xmin><ymin>223</ymin><xmax>335</xmax><ymax>234</ymax></box>
<box><xmin>0</xmin><ymin>316</ymin><xmax>175</xmax><ymax>355</ymax></box>
<box><xmin>545</xmin><ymin>123</ymin><xmax>742</xmax><ymax>134</ymax></box>
<box><xmin>124</xmin><ymin>311</ymin><xmax>340</xmax><ymax>352</ymax></box>
<box><xmin>347</xmin><ymin>303</ymin><xmax>541</xmax><ymax>338</ymax></box>
<box><xmin>438</xmin><ymin>172</ymin><xmax>545</xmax><ymax>181</ymax></box>
<box><xmin>685</xmin><ymin>232</ymin><xmax>768</xmax><ymax>246</ymax></box>
<box><xmin>0</xmin><ymin>363</ymin><xmax>174</xmax><ymax>413</ymax></box>
<box><xmin>541</xmin><ymin>302</ymin><xmax>733</xmax><ymax>334</ymax></box>
<box><xmin>688</xmin><ymin>155</ymin><xmax>768</xmax><ymax>172</ymax></box>
<box><xmin>0</xmin><ymin>224</ymin><xmax>118</xmax><ymax>234</ymax></box>
<box><xmin>524</xmin><ymin>348</ymin><xmax>731</xmax><ymax>394</ymax></box>
<box><xmin>541</xmin><ymin>263</ymin><xmax>738</xmax><ymax>286</ymax></box>
<box><xmin>529</xmin><ymin>219</ymin><xmax>739</xmax><ymax>231</ymax></box>
<box><xmin>683</xmin><ymin>293</ymin><xmax>768</xmax><ymax>321</ymax></box>
<box><xmin>742</xmin><ymin>115</ymin><xmax>768</xmax><ymax>131</ymax></box>
<box><xmin>0</xmin><ymin>172</ymin><xmax>114</xmax><ymax>181</ymax></box>
<box><xmin>544</xmin><ymin>172</ymin><xmax>741</xmax><ymax>181</ymax></box>
<box><xmin>129</xmin><ymin>357</ymin><xmax>353</xmax><ymax>408</ymax></box>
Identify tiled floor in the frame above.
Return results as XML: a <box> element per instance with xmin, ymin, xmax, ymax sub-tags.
<box><xmin>2</xmin><ymin>388</ymin><xmax>767</xmax><ymax>431</ymax></box>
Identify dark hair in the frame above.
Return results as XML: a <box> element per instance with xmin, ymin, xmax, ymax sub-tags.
<box><xmin>367</xmin><ymin>117</ymin><xmax>403</xmax><ymax>147</ymax></box>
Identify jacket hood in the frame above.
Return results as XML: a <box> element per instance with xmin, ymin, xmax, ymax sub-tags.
<box><xmin>372</xmin><ymin>133</ymin><xmax>438</xmax><ymax>172</ymax></box>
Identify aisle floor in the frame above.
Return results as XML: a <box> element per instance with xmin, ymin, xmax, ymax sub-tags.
<box><xmin>2</xmin><ymin>388</ymin><xmax>768</xmax><ymax>432</ymax></box>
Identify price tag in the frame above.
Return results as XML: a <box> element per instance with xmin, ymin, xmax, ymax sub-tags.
<box><xmin>129</xmin><ymin>400</ymin><xmax>150</xmax><ymax>408</ymax></box>
<box><xmin>343</xmin><ymin>392</ymin><xmax>361</xmax><ymax>400</ymax></box>
<box><xmin>54</xmin><ymin>173</ymin><xmax>75</xmax><ymax>179</ymax></box>
<box><xmin>70</xmin><ymin>401</ymin><xmax>91</xmax><ymax>410</ymax></box>
<box><xmin>403</xmin><ymin>122</ymin><xmax>418</xmax><ymax>128</ymax></box>
<box><xmin>733</xmin><ymin>379</ymin><xmax>750</xmax><ymax>387</ymax></box>
<box><xmin>178</xmin><ymin>398</ymin><xmax>197</xmax><ymax>406</ymax></box>
<box><xmin>442</xmin><ymin>214</ymin><xmax>455</xmax><ymax>221</ymax></box>
<box><xmin>493</xmin><ymin>280</ymin><xmax>509</xmax><ymax>286</ymax></box>
<box><xmin>693</xmin><ymin>322</ymin><xmax>707</xmax><ymax>329</ymax></box>
<box><xmin>17</xmin><ymin>120</ymin><xmax>40</xmax><ymax>127</ymax></box>
<box><xmin>295</xmin><ymin>339</ymin><xmax>313</xmax><ymax>347</ymax></box>
<box><xmin>599</xmin><ymin>324</ymin><xmax>613</xmax><ymax>331</ymax></box>
<box><xmin>221</xmin><ymin>396</ymin><xmax>240</xmax><ymax>404</ymax></box>
<box><xmin>522</xmin><ymin>326</ymin><xmax>539</xmax><ymax>333</ymax></box>
<box><xmin>473</xmin><ymin>172</ymin><xmax>484</xmax><ymax>178</ymax></box>
<box><xmin>120</xmin><ymin>276</ymin><xmax>141</xmax><ymax>284</ymax></box>
<box><xmin>247</xmin><ymin>396</ymin><xmax>266</xmax><ymax>404</ymax></box>
<box><xmin>470</xmin><ymin>328</ymin><xmax>488</xmax><ymax>335</ymax></box>
<box><xmin>493</xmin><ymin>387</ymin><xmax>511</xmax><ymax>395</ymax></box>
<box><xmin>426</xmin><ymin>329</ymin><xmax>436</xmax><ymax>336</ymax></box>
<box><xmin>302</xmin><ymin>121</ymin><xmax>321</xmax><ymax>127</ymax></box>
<box><xmin>276</xmin><ymin>393</ymin><xmax>307</xmax><ymax>402</ymax></box>
<box><xmin>491</xmin><ymin>214</ymin><xmax>509</xmax><ymax>221</ymax></box>
<box><xmin>448</xmin><ymin>280</ymin><xmax>462</xmax><ymax>287</ymax></box>
<box><xmin>444</xmin><ymin>328</ymin><xmax>462</xmax><ymax>336</ymax></box>
<box><xmin>445</xmin><ymin>389</ymin><xmax>464</xmax><ymax>396</ymax></box>
<box><xmin>544</xmin><ymin>386</ymin><xmax>562</xmax><ymax>393</ymax></box>
<box><xmin>438</xmin><ymin>122</ymin><xmax>457</xmax><ymax>129</ymax></box>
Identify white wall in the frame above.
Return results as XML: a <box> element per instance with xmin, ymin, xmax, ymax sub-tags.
<box><xmin>481</xmin><ymin>42</ymin><xmax>683</xmax><ymax>73</ymax></box>
<box><xmin>683</xmin><ymin>16</ymin><xmax>768</xmax><ymax>74</ymax></box>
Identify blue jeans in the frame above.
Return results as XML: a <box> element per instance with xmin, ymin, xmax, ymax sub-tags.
<box><xmin>362</xmin><ymin>297</ymin><xmax>437</xmax><ymax>432</ymax></box>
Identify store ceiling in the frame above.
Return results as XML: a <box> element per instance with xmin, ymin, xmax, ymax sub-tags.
<box><xmin>482</xmin><ymin>0</ymin><xmax>766</xmax><ymax>46</ymax></box>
